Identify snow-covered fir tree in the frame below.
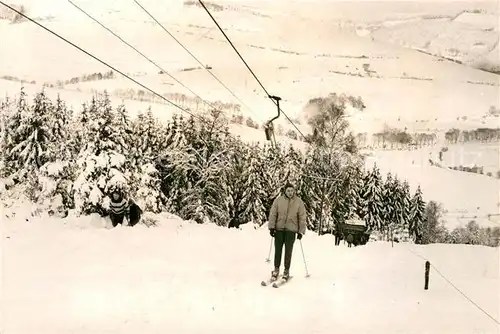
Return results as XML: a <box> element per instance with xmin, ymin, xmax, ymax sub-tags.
<box><xmin>73</xmin><ymin>92</ymin><xmax>130</xmax><ymax>215</ymax></box>
<box><xmin>112</xmin><ymin>103</ymin><xmax>133</xmax><ymax>156</ymax></box>
<box><xmin>131</xmin><ymin>108</ymin><xmax>167</xmax><ymax>162</ymax></box>
<box><xmin>156</xmin><ymin>114</ymin><xmax>192</xmax><ymax>213</ymax></box>
<box><xmin>361</xmin><ymin>164</ymin><xmax>385</xmax><ymax>231</ymax></box>
<box><xmin>67</xmin><ymin>102</ymin><xmax>89</xmax><ymax>161</ymax></box>
<box><xmin>409</xmin><ymin>185</ymin><xmax>426</xmax><ymax>243</ymax></box>
<box><xmin>112</xmin><ymin>103</ymin><xmax>141</xmax><ymax>195</ymax></box>
<box><xmin>2</xmin><ymin>88</ymin><xmax>29</xmax><ymax>176</ymax></box>
<box><xmin>178</xmin><ymin>114</ymin><xmax>232</xmax><ymax>226</ymax></box>
<box><xmin>381</xmin><ymin>173</ymin><xmax>396</xmax><ymax>239</ymax></box>
<box><xmin>10</xmin><ymin>91</ymin><xmax>54</xmax><ymax>174</ymax></box>
<box><xmin>390</xmin><ymin>176</ymin><xmax>411</xmax><ymax>241</ymax></box>
<box><xmin>345</xmin><ymin>164</ymin><xmax>364</xmax><ymax>220</ymax></box>
<box><xmin>131</xmin><ymin>108</ymin><xmax>168</xmax><ymax>213</ymax></box>
<box><xmin>135</xmin><ymin>162</ymin><xmax>165</xmax><ymax>213</ymax></box>
<box><xmin>48</xmin><ymin>94</ymin><xmax>74</xmax><ymax>161</ymax></box>
<box><xmin>38</xmin><ymin>160</ymin><xmax>78</xmax><ymax>215</ymax></box>
<box><xmin>225</xmin><ymin>139</ymin><xmax>252</xmax><ymax>228</ymax></box>
<box><xmin>0</xmin><ymin>96</ymin><xmax>13</xmax><ymax>175</ymax></box>
<box><xmin>326</xmin><ymin>158</ymin><xmax>349</xmax><ymax>233</ymax></box>
<box><xmin>282</xmin><ymin>144</ymin><xmax>303</xmax><ymax>184</ymax></box>
<box><xmin>330</xmin><ymin>151</ymin><xmax>364</xmax><ymax>228</ymax></box>
<box><xmin>296</xmin><ymin>147</ymin><xmax>322</xmax><ymax>230</ymax></box>
<box><xmin>1</xmin><ymin>88</ymin><xmax>29</xmax><ymax>177</ymax></box>
<box><xmin>259</xmin><ymin>143</ymin><xmax>289</xmax><ymax>216</ymax></box>
<box><xmin>300</xmin><ymin>147</ymin><xmax>341</xmax><ymax>233</ymax></box>
<box><xmin>240</xmin><ymin>143</ymin><xmax>267</xmax><ymax>226</ymax></box>
<box><xmin>398</xmin><ymin>180</ymin><xmax>412</xmax><ymax>241</ymax></box>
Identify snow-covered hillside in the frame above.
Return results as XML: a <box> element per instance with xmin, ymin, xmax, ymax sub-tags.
<box><xmin>1</xmin><ymin>210</ymin><xmax>499</xmax><ymax>334</ymax></box>
<box><xmin>0</xmin><ymin>0</ymin><xmax>498</xmax><ymax>133</ymax></box>
<box><xmin>370</xmin><ymin>10</ymin><xmax>499</xmax><ymax>73</ymax></box>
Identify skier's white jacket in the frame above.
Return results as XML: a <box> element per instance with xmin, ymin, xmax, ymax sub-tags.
<box><xmin>268</xmin><ymin>195</ymin><xmax>307</xmax><ymax>235</ymax></box>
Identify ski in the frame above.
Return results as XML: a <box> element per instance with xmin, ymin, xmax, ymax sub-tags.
<box><xmin>272</xmin><ymin>276</ymin><xmax>293</xmax><ymax>288</ymax></box>
<box><xmin>261</xmin><ymin>275</ymin><xmax>280</xmax><ymax>286</ymax></box>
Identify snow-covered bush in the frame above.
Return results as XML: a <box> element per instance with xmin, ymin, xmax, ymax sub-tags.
<box><xmin>37</xmin><ymin>160</ymin><xmax>77</xmax><ymax>216</ymax></box>
<box><xmin>135</xmin><ymin>162</ymin><xmax>164</xmax><ymax>213</ymax></box>
<box><xmin>74</xmin><ymin>151</ymin><xmax>128</xmax><ymax>215</ymax></box>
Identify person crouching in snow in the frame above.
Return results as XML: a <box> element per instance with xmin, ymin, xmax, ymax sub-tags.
<box><xmin>268</xmin><ymin>182</ymin><xmax>307</xmax><ymax>280</ymax></box>
<box><xmin>108</xmin><ymin>190</ymin><xmax>143</xmax><ymax>227</ymax></box>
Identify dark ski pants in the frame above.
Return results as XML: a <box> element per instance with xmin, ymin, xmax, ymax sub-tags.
<box><xmin>334</xmin><ymin>232</ymin><xmax>341</xmax><ymax>246</ymax></box>
<box><xmin>110</xmin><ymin>213</ymin><xmax>125</xmax><ymax>227</ymax></box>
<box><xmin>274</xmin><ymin>230</ymin><xmax>296</xmax><ymax>271</ymax></box>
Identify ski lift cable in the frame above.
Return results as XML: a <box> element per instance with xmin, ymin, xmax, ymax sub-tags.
<box><xmin>406</xmin><ymin>247</ymin><xmax>500</xmax><ymax>326</ymax></box>
<box><xmin>197</xmin><ymin>0</ymin><xmax>307</xmax><ymax>141</ymax></box>
<box><xmin>133</xmin><ymin>0</ymin><xmax>265</xmax><ymax>123</ymax></box>
<box><xmin>0</xmin><ymin>0</ymin><xmax>306</xmax><ymax>156</ymax></box>
<box><xmin>67</xmin><ymin>0</ymin><xmax>220</xmax><ymax>113</ymax></box>
<box><xmin>0</xmin><ymin>1</ymin><xmax>208</xmax><ymax>124</ymax></box>
<box><xmin>3</xmin><ymin>2</ymin><xmax>362</xmax><ymax>192</ymax></box>
<box><xmin>3</xmin><ymin>1</ymin><xmax>356</xmax><ymax>185</ymax></box>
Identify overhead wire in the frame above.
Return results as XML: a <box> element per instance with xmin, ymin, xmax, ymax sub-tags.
<box><xmin>0</xmin><ymin>1</ymin><xmax>208</xmax><ymax>124</ymax></box>
<box><xmin>406</xmin><ymin>247</ymin><xmax>500</xmax><ymax>326</ymax></box>
<box><xmin>4</xmin><ymin>0</ymin><xmax>433</xmax><ymax>237</ymax></box>
<box><xmin>133</xmin><ymin>0</ymin><xmax>264</xmax><ymax>123</ymax></box>
<box><xmin>198</xmin><ymin>0</ymin><xmax>369</xmax><ymax>176</ymax></box>
<box><xmin>67</xmin><ymin>0</ymin><xmax>221</xmax><ymax>113</ymax></box>
<box><xmin>197</xmin><ymin>0</ymin><xmax>307</xmax><ymax>141</ymax></box>
<box><xmin>3</xmin><ymin>1</ymin><xmax>345</xmax><ymax>185</ymax></box>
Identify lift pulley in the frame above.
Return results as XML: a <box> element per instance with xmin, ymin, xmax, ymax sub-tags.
<box><xmin>264</xmin><ymin>95</ymin><xmax>281</xmax><ymax>148</ymax></box>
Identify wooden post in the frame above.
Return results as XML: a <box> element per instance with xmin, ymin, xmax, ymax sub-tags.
<box><xmin>424</xmin><ymin>261</ymin><xmax>430</xmax><ymax>290</ymax></box>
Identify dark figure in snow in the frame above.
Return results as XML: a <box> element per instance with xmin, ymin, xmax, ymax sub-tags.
<box><xmin>268</xmin><ymin>182</ymin><xmax>307</xmax><ymax>280</ymax></box>
<box><xmin>346</xmin><ymin>234</ymin><xmax>354</xmax><ymax>248</ymax></box>
<box><xmin>333</xmin><ymin>225</ymin><xmax>342</xmax><ymax>246</ymax></box>
<box><xmin>109</xmin><ymin>190</ymin><xmax>143</xmax><ymax>227</ymax></box>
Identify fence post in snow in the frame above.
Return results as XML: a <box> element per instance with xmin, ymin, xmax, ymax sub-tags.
<box><xmin>424</xmin><ymin>261</ymin><xmax>430</xmax><ymax>290</ymax></box>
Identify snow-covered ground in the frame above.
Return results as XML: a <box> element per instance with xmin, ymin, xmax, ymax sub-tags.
<box><xmin>440</xmin><ymin>143</ymin><xmax>499</xmax><ymax>175</ymax></box>
<box><xmin>1</xmin><ymin>209</ymin><xmax>499</xmax><ymax>334</ymax></box>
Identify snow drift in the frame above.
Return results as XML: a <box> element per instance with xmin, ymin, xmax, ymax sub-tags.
<box><xmin>1</xmin><ymin>210</ymin><xmax>499</xmax><ymax>334</ymax></box>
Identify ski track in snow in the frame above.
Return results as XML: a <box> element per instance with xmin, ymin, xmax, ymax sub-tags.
<box><xmin>2</xmin><ymin>215</ymin><xmax>499</xmax><ymax>334</ymax></box>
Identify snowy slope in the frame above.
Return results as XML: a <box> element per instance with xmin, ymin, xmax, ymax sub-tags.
<box><xmin>1</xmin><ymin>211</ymin><xmax>499</xmax><ymax>334</ymax></box>
<box><xmin>1</xmin><ymin>0</ymin><xmax>499</xmax><ymax>133</ymax></box>
<box><xmin>370</xmin><ymin>10</ymin><xmax>499</xmax><ymax>72</ymax></box>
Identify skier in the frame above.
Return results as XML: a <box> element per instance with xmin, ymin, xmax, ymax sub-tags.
<box><xmin>268</xmin><ymin>182</ymin><xmax>307</xmax><ymax>280</ymax></box>
<box><xmin>108</xmin><ymin>190</ymin><xmax>142</xmax><ymax>227</ymax></box>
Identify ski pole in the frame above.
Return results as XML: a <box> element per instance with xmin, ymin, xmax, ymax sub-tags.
<box><xmin>299</xmin><ymin>240</ymin><xmax>310</xmax><ymax>277</ymax></box>
<box><xmin>265</xmin><ymin>236</ymin><xmax>273</xmax><ymax>263</ymax></box>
